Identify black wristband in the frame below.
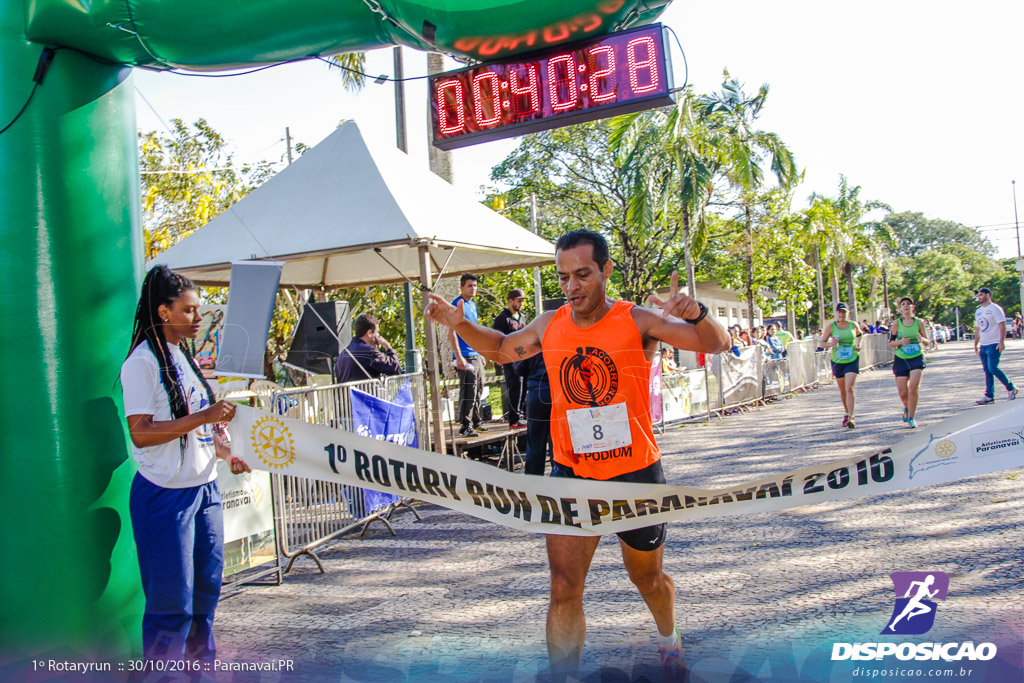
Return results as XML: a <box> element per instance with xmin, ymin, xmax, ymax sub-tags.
<box><xmin>685</xmin><ymin>301</ymin><xmax>709</xmax><ymax>325</ymax></box>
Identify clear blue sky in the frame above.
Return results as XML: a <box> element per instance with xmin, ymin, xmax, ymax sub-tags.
<box><xmin>133</xmin><ymin>0</ymin><xmax>1024</xmax><ymax>258</ymax></box>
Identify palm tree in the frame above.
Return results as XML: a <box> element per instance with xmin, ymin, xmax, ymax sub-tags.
<box><xmin>665</xmin><ymin>88</ymin><xmax>716</xmax><ymax>298</ymax></box>
<box><xmin>327</xmin><ymin>52</ymin><xmax>368</xmax><ymax>92</ymax></box>
<box><xmin>820</xmin><ymin>176</ymin><xmax>891</xmax><ymax>322</ymax></box>
<box><xmin>800</xmin><ymin>196</ymin><xmax>839</xmax><ymax>327</ymax></box>
<box><xmin>701</xmin><ymin>70</ymin><xmax>798</xmax><ymax>324</ymax></box>
<box><xmin>614</xmin><ymin>88</ymin><xmax>717</xmax><ymax>300</ymax></box>
<box><xmin>607</xmin><ymin>111</ymin><xmax>681</xmax><ymax>303</ymax></box>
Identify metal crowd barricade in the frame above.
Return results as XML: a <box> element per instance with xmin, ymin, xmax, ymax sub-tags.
<box><xmin>659</xmin><ymin>366</ymin><xmax>711</xmax><ymax>424</ymax></box>
<box><xmin>657</xmin><ymin>335</ymin><xmax>895</xmax><ymax>425</ymax></box>
<box><xmin>268</xmin><ymin>373</ymin><xmax>428</xmax><ymax>574</ymax></box>
<box><xmin>858</xmin><ymin>333</ymin><xmax>895</xmax><ymax>370</ymax></box>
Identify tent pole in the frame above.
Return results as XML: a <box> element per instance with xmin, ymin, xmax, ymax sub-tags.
<box><xmin>530</xmin><ymin>193</ymin><xmax>543</xmax><ymax>314</ymax></box>
<box><xmin>419</xmin><ymin>245</ymin><xmax>446</xmax><ymax>452</ymax></box>
<box><xmin>393</xmin><ymin>47</ymin><xmax>418</xmax><ymax>372</ymax></box>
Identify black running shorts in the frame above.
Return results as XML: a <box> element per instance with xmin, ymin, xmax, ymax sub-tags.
<box><xmin>550</xmin><ymin>459</ymin><xmax>667</xmax><ymax>551</ymax></box>
<box><xmin>831</xmin><ymin>358</ymin><xmax>860</xmax><ymax>378</ymax></box>
<box><xmin>893</xmin><ymin>355</ymin><xmax>925</xmax><ymax>377</ymax></box>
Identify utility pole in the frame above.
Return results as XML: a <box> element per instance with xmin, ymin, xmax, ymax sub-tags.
<box><xmin>1014</xmin><ymin>180</ymin><xmax>1023</xmax><ymax>313</ymax></box>
<box><xmin>426</xmin><ymin>53</ymin><xmax>454</xmax><ymax>183</ymax></box>
<box><xmin>529</xmin><ymin>193</ymin><xmax>543</xmax><ymax>315</ymax></box>
<box><xmin>393</xmin><ymin>47</ymin><xmax>418</xmax><ymax>375</ymax></box>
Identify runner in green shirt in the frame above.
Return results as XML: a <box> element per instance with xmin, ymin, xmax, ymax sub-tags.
<box><xmin>818</xmin><ymin>303</ymin><xmax>861</xmax><ymax>428</ymax></box>
<box><xmin>889</xmin><ymin>296</ymin><xmax>927</xmax><ymax>428</ymax></box>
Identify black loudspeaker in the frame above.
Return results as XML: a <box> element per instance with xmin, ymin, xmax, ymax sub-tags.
<box><xmin>284</xmin><ymin>301</ymin><xmax>351</xmax><ymax>375</ymax></box>
<box><xmin>542</xmin><ymin>298</ymin><xmax>566</xmax><ymax>312</ymax></box>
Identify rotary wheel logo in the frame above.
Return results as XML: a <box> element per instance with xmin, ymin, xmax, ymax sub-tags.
<box><xmin>560</xmin><ymin>346</ymin><xmax>618</xmax><ymax>406</ymax></box>
<box><xmin>250</xmin><ymin>416</ymin><xmax>296</xmax><ymax>469</ymax></box>
<box><xmin>934</xmin><ymin>439</ymin><xmax>957</xmax><ymax>459</ymax></box>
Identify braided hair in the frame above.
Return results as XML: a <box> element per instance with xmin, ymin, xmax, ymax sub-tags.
<box><xmin>127</xmin><ymin>265</ymin><xmax>216</xmax><ymax>449</ymax></box>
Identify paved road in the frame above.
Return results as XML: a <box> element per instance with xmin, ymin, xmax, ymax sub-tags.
<box><xmin>215</xmin><ymin>341</ymin><xmax>1024</xmax><ymax>682</ymax></box>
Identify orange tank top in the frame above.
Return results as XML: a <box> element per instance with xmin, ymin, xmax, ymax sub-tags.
<box><xmin>542</xmin><ymin>300</ymin><xmax>660</xmax><ymax>480</ymax></box>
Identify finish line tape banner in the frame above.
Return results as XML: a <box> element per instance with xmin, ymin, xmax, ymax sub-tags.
<box><xmin>232</xmin><ymin>403</ymin><xmax>1024</xmax><ymax>537</ymax></box>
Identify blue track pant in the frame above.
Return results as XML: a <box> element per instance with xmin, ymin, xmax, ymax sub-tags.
<box><xmin>130</xmin><ymin>473</ymin><xmax>224</xmax><ymax>662</ymax></box>
<box><xmin>979</xmin><ymin>343</ymin><xmax>1015</xmax><ymax>398</ymax></box>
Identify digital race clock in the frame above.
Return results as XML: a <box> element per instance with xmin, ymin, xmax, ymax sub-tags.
<box><xmin>429</xmin><ymin>23</ymin><xmax>675</xmax><ymax>151</ymax></box>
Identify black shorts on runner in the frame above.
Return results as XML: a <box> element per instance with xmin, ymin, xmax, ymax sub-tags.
<box><xmin>831</xmin><ymin>358</ymin><xmax>860</xmax><ymax>378</ymax></box>
<box><xmin>550</xmin><ymin>459</ymin><xmax>667</xmax><ymax>551</ymax></box>
<box><xmin>893</xmin><ymin>355</ymin><xmax>925</xmax><ymax>377</ymax></box>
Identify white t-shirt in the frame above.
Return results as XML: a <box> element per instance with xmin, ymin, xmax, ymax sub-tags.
<box><xmin>975</xmin><ymin>302</ymin><xmax>1006</xmax><ymax>346</ymax></box>
<box><xmin>121</xmin><ymin>341</ymin><xmax>218</xmax><ymax>488</ymax></box>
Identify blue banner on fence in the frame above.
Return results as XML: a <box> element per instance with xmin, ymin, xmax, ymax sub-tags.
<box><xmin>350</xmin><ymin>383</ymin><xmax>418</xmax><ymax>512</ymax></box>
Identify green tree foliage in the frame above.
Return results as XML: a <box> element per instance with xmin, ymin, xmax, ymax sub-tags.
<box><xmin>140</xmin><ymin>119</ymin><xmax>307</xmax><ymax>378</ymax></box>
<box><xmin>887</xmin><ymin>250</ymin><xmax>972</xmax><ymax>319</ymax></box>
<box><xmin>140</xmin><ymin>118</ymin><xmax>275</xmax><ymax>260</ymax></box>
<box><xmin>485</xmin><ymin>69</ymin><xmax>1013</xmax><ymax>335</ymax></box>
<box><xmin>616</xmin><ymin>88</ymin><xmax>717</xmax><ymax>298</ymax></box>
<box><xmin>490</xmin><ymin>119</ymin><xmax>685</xmax><ymax>305</ymax></box>
<box><xmin>326</xmin><ymin>285</ymin><xmax>410</xmax><ymax>355</ymax></box>
<box><xmin>885</xmin><ymin>211</ymin><xmax>995</xmax><ymax>258</ymax></box>
<box><xmin>983</xmin><ymin>259</ymin><xmax>1022</xmax><ymax>319</ymax></box>
<box><xmin>709</xmin><ymin>189</ymin><xmax>814</xmax><ymax>318</ymax></box>
<box><xmin>809</xmin><ymin>176</ymin><xmax>891</xmax><ymax>322</ymax></box>
<box><xmin>327</xmin><ymin>52</ymin><xmax>368</xmax><ymax>93</ymax></box>
<box><xmin>700</xmin><ymin>70</ymin><xmax>798</xmax><ymax>323</ymax></box>
<box><xmin>882</xmin><ymin>214</ymin><xmax>1005</xmax><ymax>321</ymax></box>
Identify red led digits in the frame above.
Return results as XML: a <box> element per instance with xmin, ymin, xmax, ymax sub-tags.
<box><xmin>547</xmin><ymin>54</ymin><xmax>579</xmax><ymax>113</ymax></box>
<box><xmin>429</xmin><ymin>24</ymin><xmax>674</xmax><ymax>150</ymax></box>
<box><xmin>587</xmin><ymin>45</ymin><xmax>616</xmax><ymax>104</ymax></box>
<box><xmin>508</xmin><ymin>64</ymin><xmax>540</xmax><ymax>116</ymax></box>
<box><xmin>626</xmin><ymin>36</ymin><xmax>659</xmax><ymax>94</ymax></box>
<box><xmin>471</xmin><ymin>71</ymin><xmax>502</xmax><ymax>127</ymax></box>
<box><xmin>436</xmin><ymin>79</ymin><xmax>466</xmax><ymax>134</ymax></box>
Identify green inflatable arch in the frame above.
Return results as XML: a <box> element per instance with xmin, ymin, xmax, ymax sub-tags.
<box><xmin>0</xmin><ymin>0</ymin><xmax>669</xmax><ymax>666</ymax></box>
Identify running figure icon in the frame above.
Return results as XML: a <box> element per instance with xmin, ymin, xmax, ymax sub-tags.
<box><xmin>882</xmin><ymin>571</ymin><xmax>949</xmax><ymax>635</ymax></box>
<box><xmin>887</xmin><ymin>574</ymin><xmax>938</xmax><ymax>632</ymax></box>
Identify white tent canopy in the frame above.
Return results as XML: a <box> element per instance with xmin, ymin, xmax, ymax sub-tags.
<box><xmin>152</xmin><ymin>120</ymin><xmax>555</xmax><ymax>287</ymax></box>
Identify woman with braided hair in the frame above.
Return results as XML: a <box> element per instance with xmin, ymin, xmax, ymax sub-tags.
<box><xmin>120</xmin><ymin>264</ymin><xmax>250</xmax><ymax>663</ymax></box>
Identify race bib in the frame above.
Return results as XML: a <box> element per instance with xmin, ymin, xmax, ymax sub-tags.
<box><xmin>567</xmin><ymin>403</ymin><xmax>632</xmax><ymax>454</ymax></box>
<box><xmin>904</xmin><ymin>343</ymin><xmax>920</xmax><ymax>356</ymax></box>
<box><xmin>836</xmin><ymin>345</ymin><xmax>855</xmax><ymax>361</ymax></box>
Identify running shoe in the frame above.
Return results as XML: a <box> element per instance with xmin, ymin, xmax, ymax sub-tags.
<box><xmin>510</xmin><ymin>422</ymin><xmax>527</xmax><ymax>429</ymax></box>
<box><xmin>847</xmin><ymin>417</ymin><xmax>856</xmax><ymax>429</ymax></box>
<box><xmin>841</xmin><ymin>415</ymin><xmax>849</xmax><ymax>427</ymax></box>
<box><xmin>458</xmin><ymin>426</ymin><xmax>479</xmax><ymax>438</ymax></box>
<box><xmin>658</xmin><ymin>640</ymin><xmax>688</xmax><ymax>683</ymax></box>
<box><xmin>903</xmin><ymin>408</ymin><xmax>908</xmax><ymax>422</ymax></box>
<box><xmin>976</xmin><ymin>396</ymin><xmax>995</xmax><ymax>405</ymax></box>
<box><xmin>908</xmin><ymin>418</ymin><xmax>917</xmax><ymax>429</ymax></box>
<box><xmin>472</xmin><ymin>423</ymin><xmax>489</xmax><ymax>432</ymax></box>
<box><xmin>1009</xmin><ymin>388</ymin><xmax>1018</xmax><ymax>401</ymax></box>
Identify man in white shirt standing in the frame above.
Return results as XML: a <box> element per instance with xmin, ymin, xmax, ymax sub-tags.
<box><xmin>974</xmin><ymin>286</ymin><xmax>1017</xmax><ymax>404</ymax></box>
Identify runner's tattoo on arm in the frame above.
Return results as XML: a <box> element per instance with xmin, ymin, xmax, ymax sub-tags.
<box><xmin>514</xmin><ymin>346</ymin><xmax>525</xmax><ymax>358</ymax></box>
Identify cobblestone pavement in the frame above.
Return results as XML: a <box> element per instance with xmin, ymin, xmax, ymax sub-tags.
<box><xmin>214</xmin><ymin>341</ymin><xmax>1024</xmax><ymax>683</ymax></box>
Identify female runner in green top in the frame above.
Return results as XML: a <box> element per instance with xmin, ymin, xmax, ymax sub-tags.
<box><xmin>889</xmin><ymin>296</ymin><xmax>928</xmax><ymax>428</ymax></box>
<box><xmin>819</xmin><ymin>303</ymin><xmax>861</xmax><ymax>428</ymax></box>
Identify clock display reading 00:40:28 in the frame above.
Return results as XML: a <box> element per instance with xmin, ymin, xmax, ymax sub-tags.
<box><xmin>429</xmin><ymin>23</ymin><xmax>675</xmax><ymax>150</ymax></box>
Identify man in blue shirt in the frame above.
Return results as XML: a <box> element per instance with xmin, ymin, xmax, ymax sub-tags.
<box><xmin>450</xmin><ymin>274</ymin><xmax>487</xmax><ymax>437</ymax></box>
<box><xmin>335</xmin><ymin>314</ymin><xmax>403</xmax><ymax>384</ymax></box>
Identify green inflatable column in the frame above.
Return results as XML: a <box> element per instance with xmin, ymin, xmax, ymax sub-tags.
<box><xmin>0</xmin><ymin>7</ymin><xmax>144</xmax><ymax>668</ymax></box>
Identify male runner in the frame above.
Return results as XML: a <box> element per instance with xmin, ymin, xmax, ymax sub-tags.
<box><xmin>425</xmin><ymin>229</ymin><xmax>730</xmax><ymax>681</ymax></box>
